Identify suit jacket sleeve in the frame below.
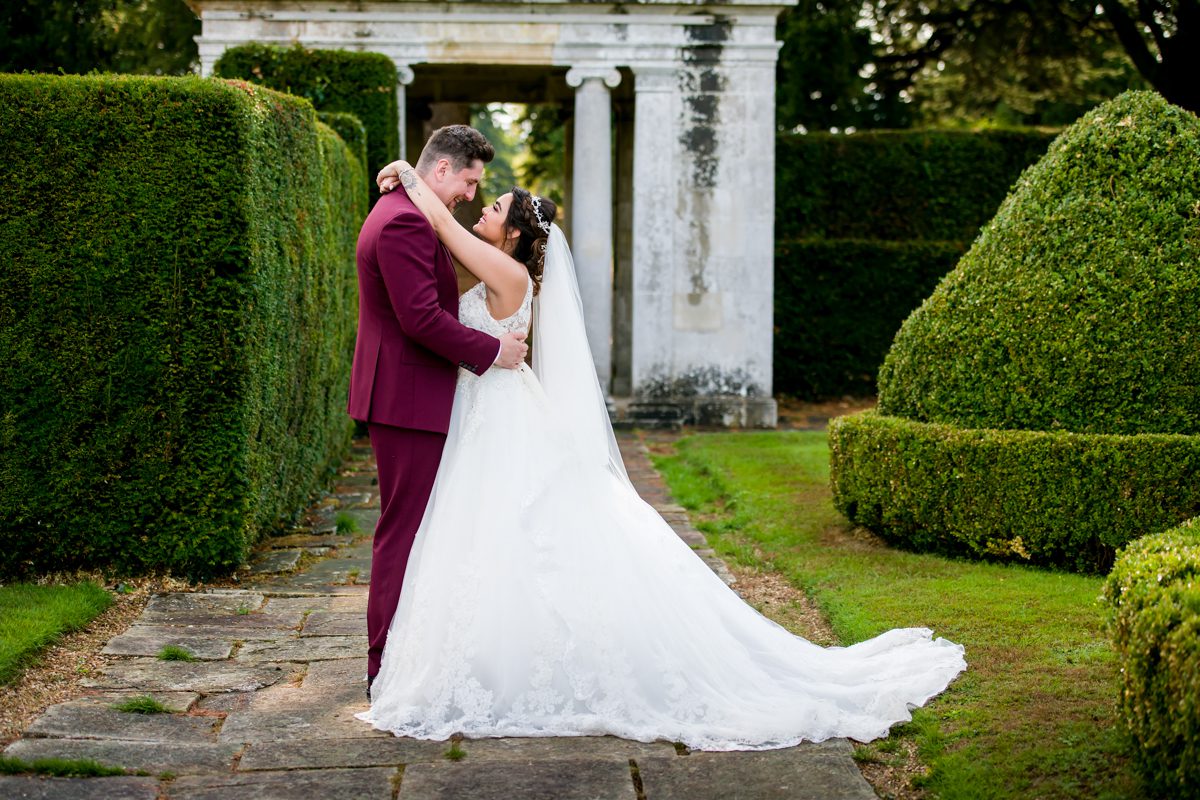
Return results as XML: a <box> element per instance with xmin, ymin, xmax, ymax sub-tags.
<box><xmin>377</xmin><ymin>210</ymin><xmax>500</xmax><ymax>375</ymax></box>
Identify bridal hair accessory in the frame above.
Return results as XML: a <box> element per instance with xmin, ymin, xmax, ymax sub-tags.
<box><xmin>531</xmin><ymin>196</ymin><xmax>551</xmax><ymax>234</ymax></box>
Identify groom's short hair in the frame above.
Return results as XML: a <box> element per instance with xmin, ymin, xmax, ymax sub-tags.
<box><xmin>416</xmin><ymin>125</ymin><xmax>495</xmax><ymax>174</ymax></box>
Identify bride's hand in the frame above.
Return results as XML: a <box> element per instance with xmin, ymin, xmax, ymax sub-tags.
<box><xmin>376</xmin><ymin>159</ymin><xmax>413</xmax><ymax>193</ymax></box>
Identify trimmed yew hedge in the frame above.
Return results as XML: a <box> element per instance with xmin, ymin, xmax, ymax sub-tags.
<box><xmin>317</xmin><ymin>110</ymin><xmax>368</xmax><ymax>206</ymax></box>
<box><xmin>0</xmin><ymin>74</ymin><xmax>364</xmax><ymax>579</ymax></box>
<box><xmin>829</xmin><ymin>411</ymin><xmax>1200</xmax><ymax>573</ymax></box>
<box><xmin>774</xmin><ymin>239</ymin><xmax>964</xmax><ymax>399</ymax></box>
<box><xmin>776</xmin><ymin>128</ymin><xmax>1057</xmax><ymax>242</ymax></box>
<box><xmin>1104</xmin><ymin>517</ymin><xmax>1200</xmax><ymax>795</ymax></box>
<box><xmin>774</xmin><ymin>128</ymin><xmax>1055</xmax><ymax>398</ymax></box>
<box><xmin>317</xmin><ymin>111</ymin><xmax>367</xmax><ymax>173</ymax></box>
<box><xmin>214</xmin><ymin>43</ymin><xmax>398</xmax><ymax>178</ymax></box>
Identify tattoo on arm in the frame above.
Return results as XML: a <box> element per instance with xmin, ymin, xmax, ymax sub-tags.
<box><xmin>400</xmin><ymin>168</ymin><xmax>418</xmax><ymax>192</ymax></box>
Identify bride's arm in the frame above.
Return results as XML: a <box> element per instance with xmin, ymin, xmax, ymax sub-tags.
<box><xmin>389</xmin><ymin>161</ymin><xmax>528</xmax><ymax>301</ymax></box>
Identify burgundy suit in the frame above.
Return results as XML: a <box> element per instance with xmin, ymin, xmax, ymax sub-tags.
<box><xmin>349</xmin><ymin>189</ymin><xmax>498</xmax><ymax>678</ymax></box>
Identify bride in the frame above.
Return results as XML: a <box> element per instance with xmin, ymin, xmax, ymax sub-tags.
<box><xmin>356</xmin><ymin>161</ymin><xmax>966</xmax><ymax>751</ymax></box>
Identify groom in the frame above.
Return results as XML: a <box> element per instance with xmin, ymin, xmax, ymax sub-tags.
<box><xmin>349</xmin><ymin>125</ymin><xmax>528</xmax><ymax>696</ymax></box>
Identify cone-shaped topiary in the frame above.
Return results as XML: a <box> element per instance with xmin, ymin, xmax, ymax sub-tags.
<box><xmin>878</xmin><ymin>91</ymin><xmax>1200</xmax><ymax>436</ymax></box>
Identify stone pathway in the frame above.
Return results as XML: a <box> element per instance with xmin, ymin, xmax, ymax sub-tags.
<box><xmin>0</xmin><ymin>435</ymin><xmax>876</xmax><ymax>800</ymax></box>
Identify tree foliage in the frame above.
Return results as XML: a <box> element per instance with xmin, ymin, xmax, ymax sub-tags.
<box><xmin>0</xmin><ymin>0</ymin><xmax>198</xmax><ymax>76</ymax></box>
<box><xmin>777</xmin><ymin>0</ymin><xmax>1195</xmax><ymax>131</ymax></box>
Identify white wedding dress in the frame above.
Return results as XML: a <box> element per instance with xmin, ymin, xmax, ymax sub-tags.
<box><xmin>358</xmin><ymin>228</ymin><xmax>966</xmax><ymax>751</ymax></box>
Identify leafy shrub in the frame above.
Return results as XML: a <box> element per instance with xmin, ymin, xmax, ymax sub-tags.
<box><xmin>214</xmin><ymin>43</ymin><xmax>397</xmax><ymax>178</ymax></box>
<box><xmin>776</xmin><ymin>128</ymin><xmax>1055</xmax><ymax>242</ymax></box>
<box><xmin>0</xmin><ymin>74</ymin><xmax>363</xmax><ymax>579</ymax></box>
<box><xmin>774</xmin><ymin>239</ymin><xmax>964</xmax><ymax>398</ymax></box>
<box><xmin>829</xmin><ymin>410</ymin><xmax>1200</xmax><ymax>573</ymax></box>
<box><xmin>1104</xmin><ymin>517</ymin><xmax>1200</xmax><ymax>794</ymax></box>
<box><xmin>878</xmin><ymin>91</ymin><xmax>1200</xmax><ymax>435</ymax></box>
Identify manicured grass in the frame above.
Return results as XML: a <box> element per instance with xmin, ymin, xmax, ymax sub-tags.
<box><xmin>0</xmin><ymin>582</ymin><xmax>112</xmax><ymax>686</ymax></box>
<box><xmin>653</xmin><ymin>431</ymin><xmax>1145</xmax><ymax>800</ymax></box>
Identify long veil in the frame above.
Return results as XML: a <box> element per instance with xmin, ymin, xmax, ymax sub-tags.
<box><xmin>532</xmin><ymin>224</ymin><xmax>631</xmax><ymax>485</ymax></box>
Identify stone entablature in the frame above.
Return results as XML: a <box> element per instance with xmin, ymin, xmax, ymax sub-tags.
<box><xmin>189</xmin><ymin>0</ymin><xmax>793</xmax><ymax>427</ymax></box>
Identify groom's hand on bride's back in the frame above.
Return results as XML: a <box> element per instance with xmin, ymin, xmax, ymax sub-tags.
<box><xmin>494</xmin><ymin>331</ymin><xmax>528</xmax><ymax>370</ymax></box>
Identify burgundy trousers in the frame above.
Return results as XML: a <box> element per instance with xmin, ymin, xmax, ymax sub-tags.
<box><xmin>366</xmin><ymin>422</ymin><xmax>447</xmax><ymax>678</ymax></box>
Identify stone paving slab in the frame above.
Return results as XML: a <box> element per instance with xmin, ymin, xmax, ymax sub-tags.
<box><xmin>238</xmin><ymin>737</ymin><xmax>447</xmax><ymax>771</ymax></box>
<box><xmin>339</xmin><ymin>507</ymin><xmax>381</xmax><ymax>531</ymax></box>
<box><xmin>335</xmin><ymin>473</ymin><xmax>379</xmax><ymax>489</ymax></box>
<box><xmin>3</xmin><ymin>738</ymin><xmax>240</xmax><ymax>776</ymax></box>
<box><xmin>456</xmin><ymin>735</ymin><xmax>675</xmax><ymax>763</ymax></box>
<box><xmin>134</xmin><ymin>610</ymin><xmax>304</xmax><ymax>633</ymax></box>
<box><xmin>335</xmin><ymin>491</ymin><xmax>374</xmax><ymax>506</ymax></box>
<box><xmin>267</xmin><ymin>555</ymin><xmax>371</xmax><ymax>588</ymax></box>
<box><xmin>83</xmin><ymin>659</ymin><xmax>300</xmax><ymax>693</ymax></box>
<box><xmin>90</xmin><ymin>691</ymin><xmax>202</xmax><ymax>712</ymax></box>
<box><xmin>168</xmin><ymin>767</ymin><xmax>396</xmax><ymax>800</ymax></box>
<box><xmin>25</xmin><ymin>699</ymin><xmax>219</xmax><ymax>742</ymax></box>
<box><xmin>0</xmin><ymin>775</ymin><xmax>160</xmax><ymax>799</ymax></box>
<box><xmin>398</xmin><ymin>757</ymin><xmax>637</xmax><ymax>800</ymax></box>
<box><xmin>246</xmin><ymin>549</ymin><xmax>303</xmax><ymax>574</ymax></box>
<box><xmin>219</xmin><ymin>705</ymin><xmax>387</xmax><ymax>744</ymax></box>
<box><xmin>297</xmin><ymin>656</ymin><xmax>368</xmax><ymax>689</ymax></box>
<box><xmin>300</xmin><ymin>611</ymin><xmax>366</xmax><ymax>636</ymax></box>
<box><xmin>142</xmin><ymin>592</ymin><xmax>265</xmax><ymax>618</ymax></box>
<box><xmin>635</xmin><ymin>741</ymin><xmax>876</xmax><ymax>800</ymax></box>
<box><xmin>237</xmin><ymin>635</ymin><xmax>367</xmax><ymax>662</ymax></box>
<box><xmin>264</xmin><ymin>532</ymin><xmax>354</xmax><ymax>550</ymax></box>
<box><xmin>102</xmin><ymin>626</ymin><xmax>235</xmax><ymax>660</ymax></box>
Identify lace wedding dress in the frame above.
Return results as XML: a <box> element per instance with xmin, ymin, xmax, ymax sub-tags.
<box><xmin>358</xmin><ymin>242</ymin><xmax>966</xmax><ymax>751</ymax></box>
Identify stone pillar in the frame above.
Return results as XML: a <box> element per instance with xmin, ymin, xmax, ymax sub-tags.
<box><xmin>395</xmin><ymin>64</ymin><xmax>414</xmax><ymax>166</ymax></box>
<box><xmin>628</xmin><ymin>66</ymin><xmax>679</xmax><ymax>421</ymax></box>
<box><xmin>565</xmin><ymin>66</ymin><xmax>621</xmax><ymax>394</ymax></box>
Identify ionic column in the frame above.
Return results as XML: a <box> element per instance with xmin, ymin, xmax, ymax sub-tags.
<box><xmin>565</xmin><ymin>66</ymin><xmax>621</xmax><ymax>394</ymax></box>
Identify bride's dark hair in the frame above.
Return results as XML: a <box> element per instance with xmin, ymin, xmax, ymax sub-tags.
<box><xmin>504</xmin><ymin>187</ymin><xmax>557</xmax><ymax>295</ymax></box>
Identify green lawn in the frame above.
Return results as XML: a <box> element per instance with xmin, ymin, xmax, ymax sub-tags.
<box><xmin>0</xmin><ymin>582</ymin><xmax>113</xmax><ymax>685</ymax></box>
<box><xmin>653</xmin><ymin>430</ymin><xmax>1145</xmax><ymax>800</ymax></box>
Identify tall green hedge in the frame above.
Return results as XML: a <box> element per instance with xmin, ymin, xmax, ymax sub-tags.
<box><xmin>774</xmin><ymin>240</ymin><xmax>964</xmax><ymax>398</ymax></box>
<box><xmin>1104</xmin><ymin>518</ymin><xmax>1200</xmax><ymax>795</ymax></box>
<box><xmin>774</xmin><ymin>128</ymin><xmax>1055</xmax><ymax>399</ymax></box>
<box><xmin>317</xmin><ymin>110</ymin><xmax>368</xmax><ymax>206</ymax></box>
<box><xmin>317</xmin><ymin>111</ymin><xmax>367</xmax><ymax>173</ymax></box>
<box><xmin>214</xmin><ymin>43</ymin><xmax>397</xmax><ymax>179</ymax></box>
<box><xmin>776</xmin><ymin>129</ymin><xmax>1058</xmax><ymax>242</ymax></box>
<box><xmin>0</xmin><ymin>74</ymin><xmax>364</xmax><ymax>579</ymax></box>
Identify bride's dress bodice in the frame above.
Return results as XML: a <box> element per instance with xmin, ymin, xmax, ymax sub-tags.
<box><xmin>458</xmin><ymin>278</ymin><xmax>533</xmax><ymax>337</ymax></box>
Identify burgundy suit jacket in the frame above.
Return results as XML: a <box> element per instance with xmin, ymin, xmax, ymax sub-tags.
<box><xmin>348</xmin><ymin>190</ymin><xmax>499</xmax><ymax>433</ymax></box>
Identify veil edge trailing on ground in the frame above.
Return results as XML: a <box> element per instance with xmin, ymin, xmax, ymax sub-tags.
<box><xmin>532</xmin><ymin>223</ymin><xmax>631</xmax><ymax>486</ymax></box>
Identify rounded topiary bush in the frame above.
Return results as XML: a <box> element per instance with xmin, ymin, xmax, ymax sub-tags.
<box><xmin>878</xmin><ymin>91</ymin><xmax>1200</xmax><ymax>436</ymax></box>
<box><xmin>1104</xmin><ymin>517</ymin><xmax>1200</xmax><ymax>795</ymax></box>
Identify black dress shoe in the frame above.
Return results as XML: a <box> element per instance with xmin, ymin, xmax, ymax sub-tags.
<box><xmin>366</xmin><ymin>674</ymin><xmax>376</xmax><ymax>702</ymax></box>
